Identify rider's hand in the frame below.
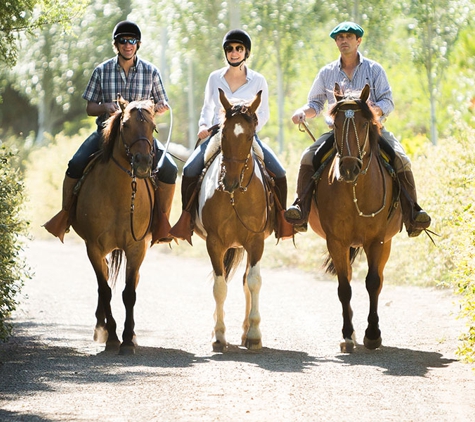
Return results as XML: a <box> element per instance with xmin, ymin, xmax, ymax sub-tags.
<box><xmin>155</xmin><ymin>101</ymin><xmax>169</xmax><ymax>115</ymax></box>
<box><xmin>104</xmin><ymin>102</ymin><xmax>119</xmax><ymax>114</ymax></box>
<box><xmin>291</xmin><ymin>109</ymin><xmax>306</xmax><ymax>124</ymax></box>
<box><xmin>197</xmin><ymin>126</ymin><xmax>210</xmax><ymax>140</ymax></box>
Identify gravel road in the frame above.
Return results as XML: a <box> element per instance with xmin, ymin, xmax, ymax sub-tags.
<box><xmin>0</xmin><ymin>239</ymin><xmax>473</xmax><ymax>421</ymax></box>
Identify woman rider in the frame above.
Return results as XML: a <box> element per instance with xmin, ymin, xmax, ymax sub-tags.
<box><xmin>170</xmin><ymin>29</ymin><xmax>293</xmax><ymax>242</ymax></box>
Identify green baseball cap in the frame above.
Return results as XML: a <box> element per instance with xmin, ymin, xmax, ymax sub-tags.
<box><xmin>330</xmin><ymin>22</ymin><xmax>364</xmax><ymax>39</ymax></box>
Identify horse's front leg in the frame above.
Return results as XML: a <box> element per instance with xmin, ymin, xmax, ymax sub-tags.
<box><xmin>208</xmin><ymin>241</ymin><xmax>228</xmax><ymax>352</ymax></box>
<box><xmin>242</xmin><ymin>260</ymin><xmax>262</xmax><ymax>350</ymax></box>
<box><xmin>363</xmin><ymin>240</ymin><xmax>392</xmax><ymax>350</ymax></box>
<box><xmin>120</xmin><ymin>251</ymin><xmax>145</xmax><ymax>355</ymax></box>
<box><xmin>87</xmin><ymin>247</ymin><xmax>120</xmax><ymax>350</ymax></box>
<box><xmin>327</xmin><ymin>241</ymin><xmax>355</xmax><ymax>352</ymax></box>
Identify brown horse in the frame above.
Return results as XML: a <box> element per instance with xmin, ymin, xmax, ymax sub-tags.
<box><xmin>72</xmin><ymin>99</ymin><xmax>156</xmax><ymax>354</ymax></box>
<box><xmin>308</xmin><ymin>83</ymin><xmax>402</xmax><ymax>352</ymax></box>
<box><xmin>194</xmin><ymin>88</ymin><xmax>275</xmax><ymax>351</ymax></box>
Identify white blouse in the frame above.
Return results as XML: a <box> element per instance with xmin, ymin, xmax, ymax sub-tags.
<box><xmin>198</xmin><ymin>66</ymin><xmax>269</xmax><ymax>133</ymax></box>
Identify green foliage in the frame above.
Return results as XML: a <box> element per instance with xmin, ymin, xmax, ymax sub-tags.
<box><xmin>0</xmin><ymin>0</ymin><xmax>88</xmax><ymax>68</ymax></box>
<box><xmin>0</xmin><ymin>146</ymin><xmax>30</xmax><ymax>341</ymax></box>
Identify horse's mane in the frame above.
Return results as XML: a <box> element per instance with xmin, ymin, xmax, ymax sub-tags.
<box><xmin>328</xmin><ymin>89</ymin><xmax>382</xmax><ymax>150</ymax></box>
<box><xmin>101</xmin><ymin>100</ymin><xmax>155</xmax><ymax>162</ymax></box>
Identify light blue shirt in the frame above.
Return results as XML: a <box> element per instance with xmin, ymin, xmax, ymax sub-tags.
<box><xmin>198</xmin><ymin>66</ymin><xmax>269</xmax><ymax>133</ymax></box>
<box><xmin>307</xmin><ymin>52</ymin><xmax>394</xmax><ymax>120</ymax></box>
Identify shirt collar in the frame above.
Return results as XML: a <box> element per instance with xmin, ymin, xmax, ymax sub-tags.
<box><xmin>219</xmin><ymin>65</ymin><xmax>252</xmax><ymax>81</ymax></box>
<box><xmin>114</xmin><ymin>55</ymin><xmax>140</xmax><ymax>71</ymax></box>
<box><xmin>338</xmin><ymin>51</ymin><xmax>363</xmax><ymax>69</ymax></box>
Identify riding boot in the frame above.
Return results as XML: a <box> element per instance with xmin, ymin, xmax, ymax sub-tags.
<box><xmin>398</xmin><ymin>170</ymin><xmax>431</xmax><ymax>237</ymax></box>
<box><xmin>43</xmin><ymin>175</ymin><xmax>78</xmax><ymax>243</ymax></box>
<box><xmin>169</xmin><ymin>175</ymin><xmax>200</xmax><ymax>245</ymax></box>
<box><xmin>273</xmin><ymin>176</ymin><xmax>294</xmax><ymax>240</ymax></box>
<box><xmin>151</xmin><ymin>180</ymin><xmax>175</xmax><ymax>246</ymax></box>
<box><xmin>284</xmin><ymin>164</ymin><xmax>316</xmax><ymax>232</ymax></box>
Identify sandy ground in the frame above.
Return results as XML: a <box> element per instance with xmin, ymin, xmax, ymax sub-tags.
<box><xmin>0</xmin><ymin>239</ymin><xmax>474</xmax><ymax>421</ymax></box>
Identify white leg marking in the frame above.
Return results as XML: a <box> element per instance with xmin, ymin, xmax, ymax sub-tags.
<box><xmin>242</xmin><ymin>275</ymin><xmax>251</xmax><ymax>345</ymax></box>
<box><xmin>213</xmin><ymin>273</ymin><xmax>227</xmax><ymax>345</ymax></box>
<box><xmin>246</xmin><ymin>263</ymin><xmax>262</xmax><ymax>345</ymax></box>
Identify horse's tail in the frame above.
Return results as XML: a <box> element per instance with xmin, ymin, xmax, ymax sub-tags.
<box><xmin>109</xmin><ymin>249</ymin><xmax>124</xmax><ymax>289</ymax></box>
<box><xmin>223</xmin><ymin>248</ymin><xmax>245</xmax><ymax>282</ymax></box>
<box><xmin>323</xmin><ymin>247</ymin><xmax>361</xmax><ymax>275</ymax></box>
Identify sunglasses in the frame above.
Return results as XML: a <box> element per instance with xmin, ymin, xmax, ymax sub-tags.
<box><xmin>118</xmin><ymin>38</ymin><xmax>139</xmax><ymax>45</ymax></box>
<box><xmin>224</xmin><ymin>45</ymin><xmax>245</xmax><ymax>53</ymax></box>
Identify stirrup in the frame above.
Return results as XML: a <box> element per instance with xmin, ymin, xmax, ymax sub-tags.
<box><xmin>294</xmin><ymin>222</ymin><xmax>308</xmax><ymax>233</ymax></box>
<box><xmin>407</xmin><ymin>210</ymin><xmax>431</xmax><ymax>237</ymax></box>
<box><xmin>284</xmin><ymin>205</ymin><xmax>303</xmax><ymax>222</ymax></box>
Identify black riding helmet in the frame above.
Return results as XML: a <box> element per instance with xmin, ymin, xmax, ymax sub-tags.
<box><xmin>112</xmin><ymin>21</ymin><xmax>141</xmax><ymax>58</ymax></box>
<box><xmin>112</xmin><ymin>20</ymin><xmax>142</xmax><ymax>41</ymax></box>
<box><xmin>222</xmin><ymin>29</ymin><xmax>251</xmax><ymax>66</ymax></box>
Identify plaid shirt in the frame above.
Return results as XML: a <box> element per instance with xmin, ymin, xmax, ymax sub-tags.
<box><xmin>82</xmin><ymin>55</ymin><xmax>168</xmax><ymax>126</ymax></box>
<box><xmin>307</xmin><ymin>52</ymin><xmax>394</xmax><ymax>120</ymax></box>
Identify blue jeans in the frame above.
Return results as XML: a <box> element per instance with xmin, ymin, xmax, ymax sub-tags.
<box><xmin>183</xmin><ymin>133</ymin><xmax>286</xmax><ymax>178</ymax></box>
<box><xmin>67</xmin><ymin>129</ymin><xmax>177</xmax><ymax>183</ymax></box>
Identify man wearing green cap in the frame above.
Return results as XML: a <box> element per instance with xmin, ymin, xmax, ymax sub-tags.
<box><xmin>284</xmin><ymin>21</ymin><xmax>431</xmax><ymax>237</ymax></box>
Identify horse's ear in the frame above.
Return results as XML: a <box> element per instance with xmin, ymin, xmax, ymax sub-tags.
<box><xmin>360</xmin><ymin>84</ymin><xmax>370</xmax><ymax>103</ymax></box>
<box><xmin>117</xmin><ymin>94</ymin><xmax>128</xmax><ymax>113</ymax></box>
<box><xmin>219</xmin><ymin>88</ymin><xmax>232</xmax><ymax>111</ymax></box>
<box><xmin>334</xmin><ymin>83</ymin><xmax>344</xmax><ymax>102</ymax></box>
<box><xmin>249</xmin><ymin>90</ymin><xmax>262</xmax><ymax>114</ymax></box>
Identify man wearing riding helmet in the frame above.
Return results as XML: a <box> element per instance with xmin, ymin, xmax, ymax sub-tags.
<box><xmin>284</xmin><ymin>21</ymin><xmax>431</xmax><ymax>237</ymax></box>
<box><xmin>170</xmin><ymin>29</ymin><xmax>293</xmax><ymax>243</ymax></box>
<box><xmin>44</xmin><ymin>20</ymin><xmax>177</xmax><ymax>245</ymax></box>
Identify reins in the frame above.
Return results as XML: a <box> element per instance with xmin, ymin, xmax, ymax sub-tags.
<box><xmin>299</xmin><ymin>103</ymin><xmax>388</xmax><ymax>218</ymax></box>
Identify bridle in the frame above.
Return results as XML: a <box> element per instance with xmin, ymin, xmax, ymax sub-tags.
<box><xmin>217</xmin><ymin>104</ymin><xmax>269</xmax><ymax>233</ymax></box>
<box><xmin>333</xmin><ymin>99</ymin><xmax>387</xmax><ymax>218</ymax></box>
<box><xmin>112</xmin><ymin>105</ymin><xmax>156</xmax><ymax>241</ymax></box>
<box><xmin>218</xmin><ymin>104</ymin><xmax>256</xmax><ymax>193</ymax></box>
<box><xmin>334</xmin><ymin>101</ymin><xmax>371</xmax><ymax>179</ymax></box>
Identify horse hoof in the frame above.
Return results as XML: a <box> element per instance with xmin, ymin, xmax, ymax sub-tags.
<box><xmin>364</xmin><ymin>336</ymin><xmax>382</xmax><ymax>350</ymax></box>
<box><xmin>244</xmin><ymin>338</ymin><xmax>262</xmax><ymax>350</ymax></box>
<box><xmin>119</xmin><ymin>343</ymin><xmax>136</xmax><ymax>355</ymax></box>
<box><xmin>340</xmin><ymin>338</ymin><xmax>355</xmax><ymax>353</ymax></box>
<box><xmin>104</xmin><ymin>340</ymin><xmax>120</xmax><ymax>352</ymax></box>
<box><xmin>212</xmin><ymin>340</ymin><xmax>226</xmax><ymax>353</ymax></box>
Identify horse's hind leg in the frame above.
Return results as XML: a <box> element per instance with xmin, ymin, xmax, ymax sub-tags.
<box><xmin>363</xmin><ymin>241</ymin><xmax>391</xmax><ymax>350</ymax></box>
<box><xmin>241</xmin><ymin>263</ymin><xmax>251</xmax><ymax>346</ymax></box>
<box><xmin>242</xmin><ymin>260</ymin><xmax>262</xmax><ymax>350</ymax></box>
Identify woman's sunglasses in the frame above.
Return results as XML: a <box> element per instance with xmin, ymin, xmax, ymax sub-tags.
<box><xmin>118</xmin><ymin>38</ymin><xmax>139</xmax><ymax>45</ymax></box>
<box><xmin>224</xmin><ymin>45</ymin><xmax>245</xmax><ymax>53</ymax></box>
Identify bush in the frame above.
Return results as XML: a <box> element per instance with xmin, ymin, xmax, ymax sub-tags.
<box><xmin>0</xmin><ymin>145</ymin><xmax>31</xmax><ymax>341</ymax></box>
<box><xmin>385</xmin><ymin>117</ymin><xmax>475</xmax><ymax>363</ymax></box>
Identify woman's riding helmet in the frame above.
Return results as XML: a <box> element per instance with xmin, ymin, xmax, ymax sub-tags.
<box><xmin>222</xmin><ymin>29</ymin><xmax>251</xmax><ymax>59</ymax></box>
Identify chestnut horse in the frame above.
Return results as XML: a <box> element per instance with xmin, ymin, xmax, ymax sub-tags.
<box><xmin>308</xmin><ymin>84</ymin><xmax>402</xmax><ymax>352</ymax></box>
<box><xmin>72</xmin><ymin>99</ymin><xmax>156</xmax><ymax>354</ymax></box>
<box><xmin>194</xmin><ymin>88</ymin><xmax>275</xmax><ymax>351</ymax></box>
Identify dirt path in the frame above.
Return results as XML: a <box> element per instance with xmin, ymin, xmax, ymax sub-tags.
<box><xmin>0</xmin><ymin>239</ymin><xmax>473</xmax><ymax>421</ymax></box>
